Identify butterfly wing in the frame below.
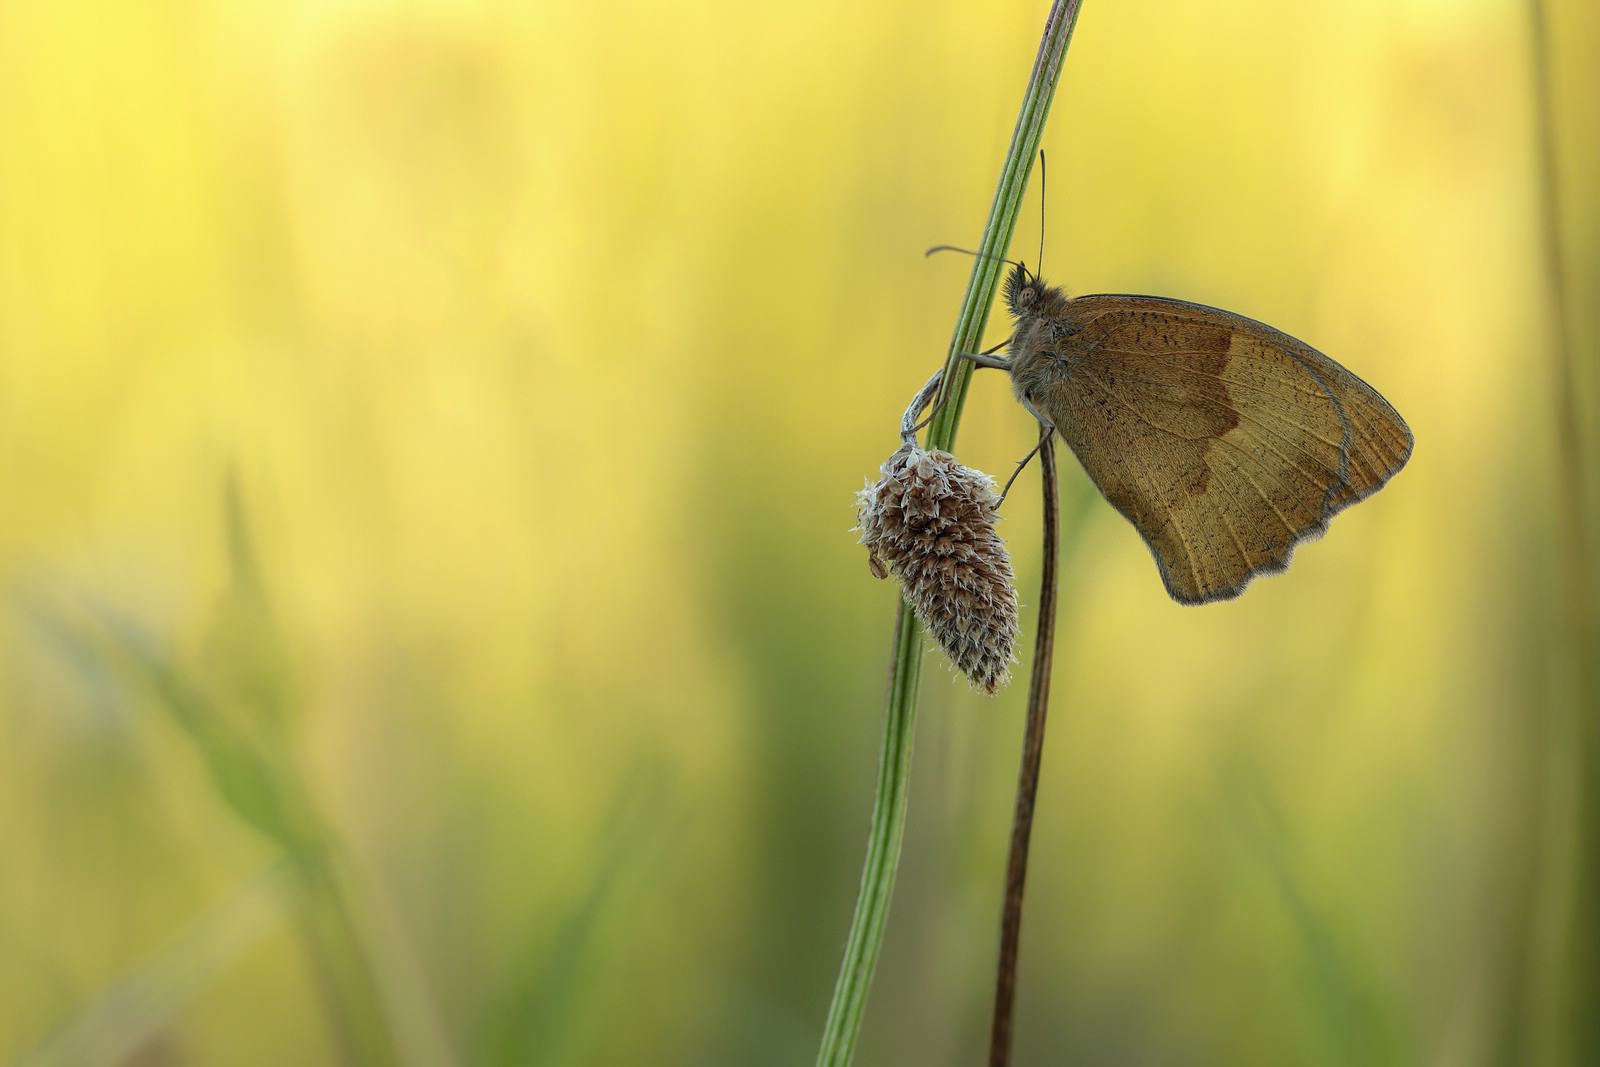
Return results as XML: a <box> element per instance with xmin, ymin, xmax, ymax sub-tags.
<box><xmin>1033</xmin><ymin>295</ymin><xmax>1413</xmax><ymax>604</ymax></box>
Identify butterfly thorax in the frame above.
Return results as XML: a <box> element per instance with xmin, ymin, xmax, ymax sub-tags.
<box><xmin>1003</xmin><ymin>267</ymin><xmax>1077</xmax><ymax>424</ymax></box>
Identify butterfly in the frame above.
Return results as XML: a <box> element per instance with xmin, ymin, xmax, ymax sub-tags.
<box><xmin>966</xmin><ymin>261</ymin><xmax>1413</xmax><ymax>604</ymax></box>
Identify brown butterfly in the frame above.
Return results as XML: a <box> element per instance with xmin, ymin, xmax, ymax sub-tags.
<box><xmin>966</xmin><ymin>262</ymin><xmax>1413</xmax><ymax>604</ymax></box>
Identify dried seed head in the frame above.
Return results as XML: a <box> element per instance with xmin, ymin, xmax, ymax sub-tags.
<box><xmin>856</xmin><ymin>443</ymin><xmax>1019</xmax><ymax>694</ymax></box>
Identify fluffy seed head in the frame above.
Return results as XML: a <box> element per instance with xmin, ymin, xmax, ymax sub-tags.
<box><xmin>855</xmin><ymin>443</ymin><xmax>1019</xmax><ymax>693</ymax></box>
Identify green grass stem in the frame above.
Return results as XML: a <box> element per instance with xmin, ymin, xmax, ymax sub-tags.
<box><xmin>813</xmin><ymin>4</ymin><xmax>1083</xmax><ymax>1064</ymax></box>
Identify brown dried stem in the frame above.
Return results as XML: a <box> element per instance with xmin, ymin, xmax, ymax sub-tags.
<box><xmin>988</xmin><ymin>431</ymin><xmax>1059</xmax><ymax>1067</ymax></box>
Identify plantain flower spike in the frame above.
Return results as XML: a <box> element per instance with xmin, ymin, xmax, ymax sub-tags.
<box><xmin>855</xmin><ymin>371</ymin><xmax>1019</xmax><ymax>694</ymax></box>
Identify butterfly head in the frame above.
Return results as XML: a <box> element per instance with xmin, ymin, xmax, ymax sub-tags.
<box><xmin>1003</xmin><ymin>261</ymin><xmax>1054</xmax><ymax>320</ymax></box>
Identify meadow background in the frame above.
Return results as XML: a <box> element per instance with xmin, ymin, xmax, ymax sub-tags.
<box><xmin>3</xmin><ymin>0</ymin><xmax>1597</xmax><ymax>1064</ymax></box>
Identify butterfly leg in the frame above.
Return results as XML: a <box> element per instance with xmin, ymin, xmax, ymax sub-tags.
<box><xmin>996</xmin><ymin>422</ymin><xmax>1055</xmax><ymax>508</ymax></box>
<box><xmin>909</xmin><ymin>342</ymin><xmax>1014</xmax><ymax>434</ymax></box>
<box><xmin>958</xmin><ymin>338</ymin><xmax>1013</xmax><ymax>370</ymax></box>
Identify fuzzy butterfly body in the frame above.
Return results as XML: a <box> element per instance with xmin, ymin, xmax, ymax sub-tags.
<box><xmin>998</xmin><ymin>263</ymin><xmax>1413</xmax><ymax>604</ymax></box>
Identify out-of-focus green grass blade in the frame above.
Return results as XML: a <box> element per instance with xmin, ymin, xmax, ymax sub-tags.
<box><xmin>1527</xmin><ymin>0</ymin><xmax>1600</xmax><ymax>1060</ymax></box>
<box><xmin>202</xmin><ymin>470</ymin><xmax>297</xmax><ymax>734</ymax></box>
<box><xmin>1215</xmin><ymin>763</ymin><xmax>1408</xmax><ymax>1067</ymax></box>
<box><xmin>92</xmin><ymin>605</ymin><xmax>314</xmax><ymax>851</ymax></box>
<box><xmin>477</xmin><ymin>765</ymin><xmax>673</xmax><ymax>1067</ymax></box>
<box><xmin>18</xmin><ymin>483</ymin><xmax>417</xmax><ymax>1066</ymax></box>
<box><xmin>40</xmin><ymin>595</ymin><xmax>407</xmax><ymax>1065</ymax></box>
<box><xmin>15</xmin><ymin>863</ymin><xmax>297</xmax><ymax>1067</ymax></box>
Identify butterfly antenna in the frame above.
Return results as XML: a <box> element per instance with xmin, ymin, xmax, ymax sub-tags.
<box><xmin>925</xmin><ymin>245</ymin><xmax>1025</xmax><ymax>271</ymax></box>
<box><xmin>1036</xmin><ymin>150</ymin><xmax>1047</xmax><ymax>279</ymax></box>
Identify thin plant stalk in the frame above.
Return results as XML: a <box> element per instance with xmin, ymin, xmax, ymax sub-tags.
<box><xmin>988</xmin><ymin>432</ymin><xmax>1059</xmax><ymax>1067</ymax></box>
<box><xmin>1526</xmin><ymin>0</ymin><xmax>1599</xmax><ymax>1062</ymax></box>
<box><xmin>814</xmin><ymin>4</ymin><xmax>1083</xmax><ymax>1064</ymax></box>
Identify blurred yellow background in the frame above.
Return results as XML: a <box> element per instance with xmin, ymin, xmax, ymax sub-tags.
<box><xmin>3</xmin><ymin>0</ymin><xmax>1596</xmax><ymax>1064</ymax></box>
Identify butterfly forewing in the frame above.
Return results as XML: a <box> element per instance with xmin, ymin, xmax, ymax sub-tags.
<box><xmin>1032</xmin><ymin>295</ymin><xmax>1412</xmax><ymax>603</ymax></box>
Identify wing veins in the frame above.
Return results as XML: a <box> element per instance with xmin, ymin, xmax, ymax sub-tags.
<box><xmin>1074</xmin><ymin>377</ymin><xmax>1208</xmax><ymax>599</ymax></box>
<box><xmin>1085</xmin><ymin>368</ymin><xmax>1346</xmax><ymax>466</ymax></box>
<box><xmin>1080</xmin><ymin>363</ymin><xmax>1347</xmax><ymax>534</ymax></box>
<box><xmin>1105</xmin><ymin>349</ymin><xmax>1333</xmax><ymax>403</ymax></box>
<box><xmin>1212</xmin><ymin>436</ymin><xmax>1297</xmax><ymax>536</ymax></box>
